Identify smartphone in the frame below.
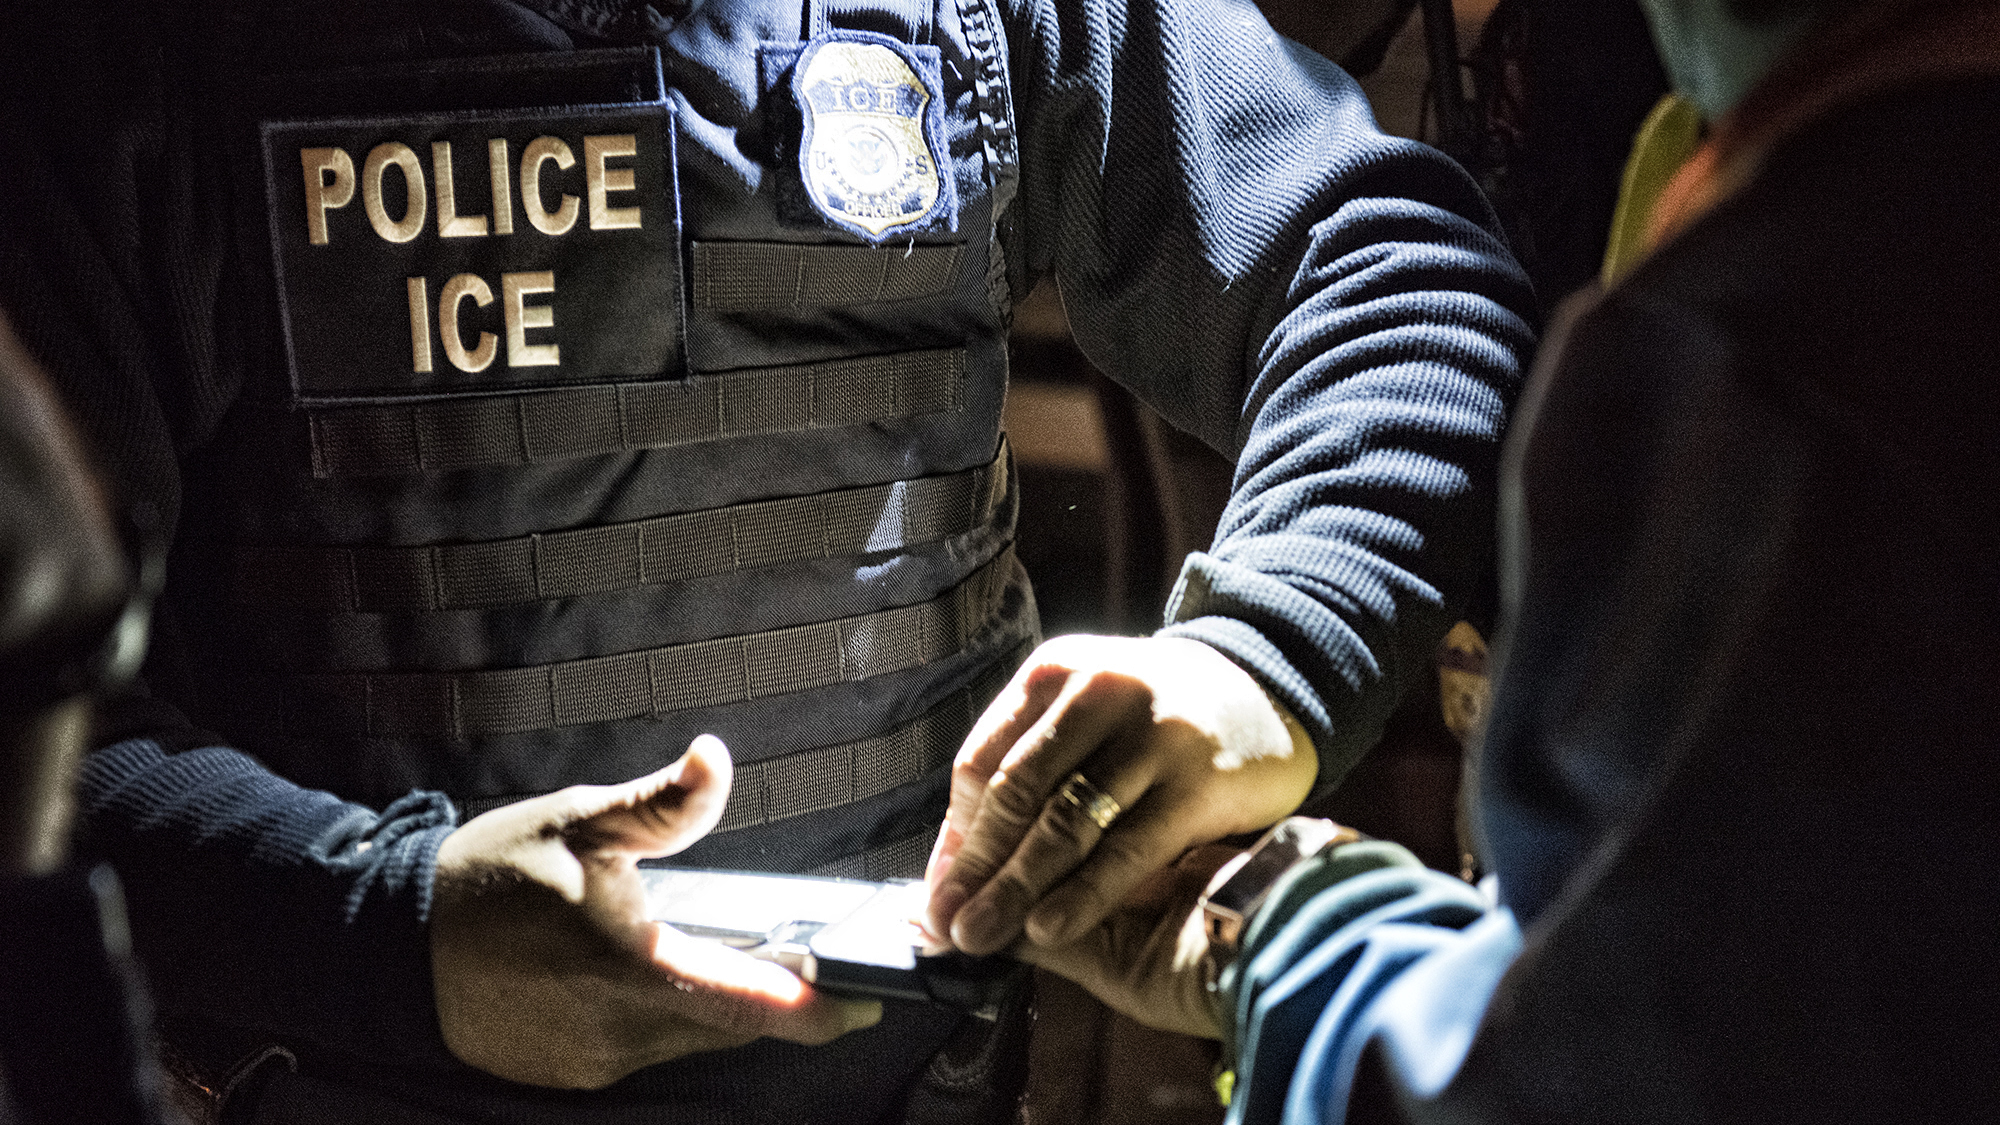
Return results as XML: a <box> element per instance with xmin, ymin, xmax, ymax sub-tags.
<box><xmin>640</xmin><ymin>867</ymin><xmax>1022</xmax><ymax>1015</ymax></box>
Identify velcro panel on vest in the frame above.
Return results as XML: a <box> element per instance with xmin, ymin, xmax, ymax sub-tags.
<box><xmin>237</xmin><ymin>440</ymin><xmax>1009</xmax><ymax>612</ymax></box>
<box><xmin>690</xmin><ymin>242</ymin><xmax>961</xmax><ymax>311</ymax></box>
<box><xmin>262</xmin><ymin>91</ymin><xmax>681</xmax><ymax>403</ymax></box>
<box><xmin>304</xmin><ymin>347</ymin><xmax>964</xmax><ymax>476</ymax></box>
<box><xmin>268</xmin><ymin>547</ymin><xmax>1014</xmax><ymax>738</ymax></box>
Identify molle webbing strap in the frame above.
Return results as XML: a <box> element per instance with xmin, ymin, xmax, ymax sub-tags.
<box><xmin>710</xmin><ymin>677</ymin><xmax>978</xmax><ymax>835</ymax></box>
<box><xmin>807</xmin><ymin>829</ymin><xmax>934</xmax><ymax>881</ymax></box>
<box><xmin>452</xmin><ymin>646</ymin><xmax>1020</xmax><ymax>830</ymax></box>
<box><xmin>305</xmin><ymin>347</ymin><xmax>965</xmax><ymax>478</ymax></box>
<box><xmin>276</xmin><ymin>548</ymin><xmax>1015</xmax><ymax>738</ymax></box>
<box><xmin>236</xmin><ymin>442</ymin><xmax>1009</xmax><ymax>613</ymax></box>
<box><xmin>457</xmin><ymin>693</ymin><xmax>968</xmax><ymax>830</ymax></box>
<box><xmin>691</xmin><ymin>242</ymin><xmax>962</xmax><ymax>312</ymax></box>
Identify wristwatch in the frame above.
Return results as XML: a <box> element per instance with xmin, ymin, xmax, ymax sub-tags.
<box><xmin>1200</xmin><ymin>816</ymin><xmax>1362</xmax><ymax>961</ymax></box>
<box><xmin>1198</xmin><ymin>816</ymin><xmax>1362</xmax><ymax>1106</ymax></box>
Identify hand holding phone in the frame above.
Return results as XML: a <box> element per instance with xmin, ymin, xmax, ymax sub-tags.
<box><xmin>430</xmin><ymin>739</ymin><xmax>881</xmax><ymax>1090</ymax></box>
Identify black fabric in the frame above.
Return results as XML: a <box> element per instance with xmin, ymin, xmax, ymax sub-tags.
<box><xmin>0</xmin><ymin>866</ymin><xmax>176</xmax><ymax>1125</ymax></box>
<box><xmin>235</xmin><ymin>441</ymin><xmax>1005</xmax><ymax>610</ymax></box>
<box><xmin>257</xmin><ymin>47</ymin><xmax>667</xmax><ymax>118</ymax></box>
<box><xmin>77</xmin><ymin>744</ymin><xmax>460</xmax><ymax>1073</ymax></box>
<box><xmin>247</xmin><ymin>1000</ymin><xmax>961</xmax><ymax>1125</ymax></box>
<box><xmin>691</xmin><ymin>242</ymin><xmax>964</xmax><ymax>310</ymax></box>
<box><xmin>138</xmin><ymin>0</ymin><xmax>1028</xmax><ymax>839</ymax></box>
<box><xmin>710</xmin><ymin>667</ymin><xmax>982</xmax><ymax>835</ymax></box>
<box><xmin>1452</xmin><ymin>78</ymin><xmax>2000</xmax><ymax>1122</ymax></box>
<box><xmin>300</xmin><ymin>346</ymin><xmax>968</xmax><ymax>476</ymax></box>
<box><xmin>895</xmin><ymin>967</ymin><xmax>1033</xmax><ymax>1125</ymax></box>
<box><xmin>217</xmin><ymin>546</ymin><xmax>1015</xmax><ymax>738</ymax></box>
<box><xmin>1207</xmin><ymin>74</ymin><xmax>2000</xmax><ymax>1125</ymax></box>
<box><xmin>1467</xmin><ymin>0</ymin><xmax>1669</xmax><ymax>317</ymax></box>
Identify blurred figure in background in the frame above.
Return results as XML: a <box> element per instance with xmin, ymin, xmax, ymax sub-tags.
<box><xmin>0</xmin><ymin>310</ymin><xmax>173</xmax><ymax>1124</ymax></box>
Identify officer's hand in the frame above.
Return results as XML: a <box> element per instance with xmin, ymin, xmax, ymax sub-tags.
<box><xmin>430</xmin><ymin>735</ymin><xmax>882</xmax><ymax>1090</ymax></box>
<box><xmin>1014</xmin><ymin>843</ymin><xmax>1235</xmax><ymax>1039</ymax></box>
<box><xmin>923</xmin><ymin>635</ymin><xmax>1316</xmax><ymax>957</ymax></box>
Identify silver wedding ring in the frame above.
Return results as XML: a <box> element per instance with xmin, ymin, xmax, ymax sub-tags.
<box><xmin>1055</xmin><ymin>771</ymin><xmax>1122</xmax><ymax>831</ymax></box>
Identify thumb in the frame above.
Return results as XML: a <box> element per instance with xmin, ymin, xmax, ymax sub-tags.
<box><xmin>563</xmin><ymin>734</ymin><xmax>735</xmax><ymax>858</ymax></box>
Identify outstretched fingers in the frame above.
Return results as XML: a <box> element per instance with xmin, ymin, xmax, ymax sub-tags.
<box><xmin>947</xmin><ymin>734</ymin><xmax>1155</xmax><ymax>955</ymax></box>
<box><xmin>936</xmin><ymin>662</ymin><xmax>1071</xmax><ymax>847</ymax></box>
<box><xmin>923</xmin><ymin>666</ymin><xmax>1064</xmax><ymax>930</ymax></box>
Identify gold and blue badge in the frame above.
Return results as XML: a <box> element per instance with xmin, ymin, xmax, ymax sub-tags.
<box><xmin>792</xmin><ymin>32</ymin><xmax>953</xmax><ymax>242</ymax></box>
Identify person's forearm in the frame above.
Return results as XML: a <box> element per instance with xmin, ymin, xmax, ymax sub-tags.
<box><xmin>1223</xmin><ymin>850</ymin><xmax>1497</xmax><ymax>1125</ymax></box>
<box><xmin>1001</xmin><ymin>0</ymin><xmax>1534</xmax><ymax>789</ymax></box>
<box><xmin>1160</xmin><ymin>185</ymin><xmax>1534</xmax><ymax>788</ymax></box>
<box><xmin>77</xmin><ymin>738</ymin><xmax>459</xmax><ymax>1068</ymax></box>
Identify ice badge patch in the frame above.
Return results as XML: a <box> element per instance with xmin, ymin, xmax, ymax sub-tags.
<box><xmin>794</xmin><ymin>34</ymin><xmax>945</xmax><ymax>241</ymax></box>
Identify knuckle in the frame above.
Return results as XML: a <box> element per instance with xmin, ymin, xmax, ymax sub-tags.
<box><xmin>1034</xmin><ymin>799</ymin><xmax>1097</xmax><ymax>853</ymax></box>
<box><xmin>625</xmin><ymin>797</ymin><xmax>680</xmax><ymax>834</ymax></box>
<box><xmin>1020</xmin><ymin>658</ymin><xmax>1071</xmax><ymax>693</ymax></box>
<box><xmin>1076</xmin><ymin>664</ymin><xmax>1122</xmax><ymax>690</ymax></box>
<box><xmin>944</xmin><ymin>842</ymin><xmax>1003</xmax><ymax>886</ymax></box>
<box><xmin>945</xmin><ymin>782</ymin><xmax>985</xmax><ymax>828</ymax></box>
<box><xmin>1076</xmin><ymin>667</ymin><xmax>1148</xmax><ymax>709</ymax></box>
<box><xmin>997</xmin><ymin>810</ymin><xmax>1098</xmax><ymax>900</ymax></box>
<box><xmin>983</xmin><ymin>773</ymin><xmax>1048</xmax><ymax>825</ymax></box>
<box><xmin>1016</xmin><ymin>668</ymin><xmax>1074</xmax><ymax>711</ymax></box>
<box><xmin>980</xmin><ymin>868</ymin><xmax>1036</xmax><ymax>915</ymax></box>
<box><xmin>950</xmin><ymin>751</ymin><xmax>989</xmax><ymax>788</ymax></box>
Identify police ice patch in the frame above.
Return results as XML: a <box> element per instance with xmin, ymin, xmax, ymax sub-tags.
<box><xmin>794</xmin><ymin>33</ymin><xmax>949</xmax><ymax>241</ymax></box>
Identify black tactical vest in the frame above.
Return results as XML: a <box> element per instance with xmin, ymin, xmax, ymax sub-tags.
<box><xmin>172</xmin><ymin>0</ymin><xmax>1037</xmax><ymax>891</ymax></box>
<box><xmin>155</xmin><ymin>0</ymin><xmax>1039</xmax><ymax>1117</ymax></box>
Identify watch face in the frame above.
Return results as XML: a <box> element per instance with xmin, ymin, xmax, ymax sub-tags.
<box><xmin>1200</xmin><ymin>817</ymin><xmax>1356</xmax><ymax>950</ymax></box>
